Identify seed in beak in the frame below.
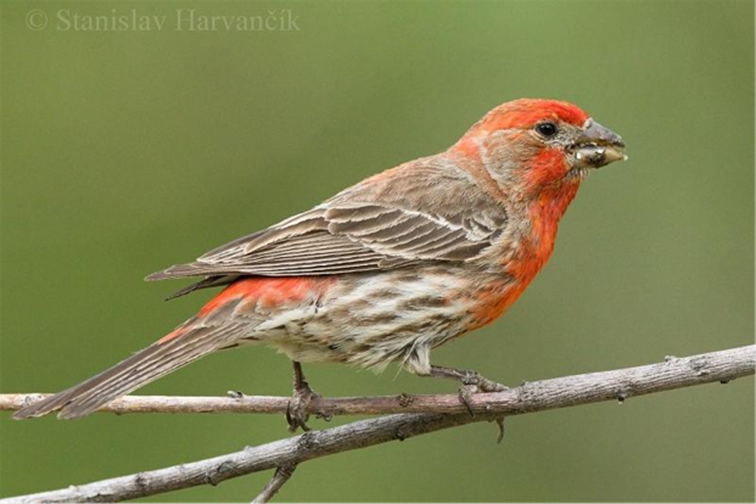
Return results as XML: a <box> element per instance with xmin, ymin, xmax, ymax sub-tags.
<box><xmin>573</xmin><ymin>143</ymin><xmax>627</xmax><ymax>169</ymax></box>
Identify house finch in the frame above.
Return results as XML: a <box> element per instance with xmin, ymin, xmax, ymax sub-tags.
<box><xmin>13</xmin><ymin>99</ymin><xmax>626</xmax><ymax>430</ymax></box>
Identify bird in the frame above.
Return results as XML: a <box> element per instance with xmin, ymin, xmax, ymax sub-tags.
<box><xmin>13</xmin><ymin>98</ymin><xmax>626</xmax><ymax>430</ymax></box>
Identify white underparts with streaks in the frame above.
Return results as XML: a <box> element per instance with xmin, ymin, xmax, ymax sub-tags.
<box><xmin>236</xmin><ymin>267</ymin><xmax>494</xmax><ymax>375</ymax></box>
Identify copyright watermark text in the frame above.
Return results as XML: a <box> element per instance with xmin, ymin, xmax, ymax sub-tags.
<box><xmin>26</xmin><ymin>8</ymin><xmax>301</xmax><ymax>32</ymax></box>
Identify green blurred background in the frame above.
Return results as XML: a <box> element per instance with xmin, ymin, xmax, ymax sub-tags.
<box><xmin>1</xmin><ymin>0</ymin><xmax>754</xmax><ymax>501</ymax></box>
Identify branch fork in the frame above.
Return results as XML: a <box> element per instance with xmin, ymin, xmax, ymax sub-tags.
<box><xmin>0</xmin><ymin>344</ymin><xmax>752</xmax><ymax>504</ymax></box>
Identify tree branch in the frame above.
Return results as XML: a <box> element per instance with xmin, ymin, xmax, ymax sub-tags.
<box><xmin>3</xmin><ymin>345</ymin><xmax>753</xmax><ymax>418</ymax></box>
<box><xmin>251</xmin><ymin>465</ymin><xmax>296</xmax><ymax>503</ymax></box>
<box><xmin>1</xmin><ymin>345</ymin><xmax>753</xmax><ymax>504</ymax></box>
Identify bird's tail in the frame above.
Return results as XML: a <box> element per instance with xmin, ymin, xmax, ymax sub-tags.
<box><xmin>13</xmin><ymin>300</ymin><xmax>247</xmax><ymax>420</ymax></box>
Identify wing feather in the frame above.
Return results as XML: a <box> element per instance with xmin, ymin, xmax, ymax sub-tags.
<box><xmin>147</xmin><ymin>202</ymin><xmax>505</xmax><ymax>281</ymax></box>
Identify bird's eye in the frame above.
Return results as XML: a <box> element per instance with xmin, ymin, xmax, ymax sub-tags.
<box><xmin>535</xmin><ymin>122</ymin><xmax>559</xmax><ymax>138</ymax></box>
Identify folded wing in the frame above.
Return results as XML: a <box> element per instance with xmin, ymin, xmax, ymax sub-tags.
<box><xmin>147</xmin><ymin>203</ymin><xmax>504</xmax><ymax>281</ymax></box>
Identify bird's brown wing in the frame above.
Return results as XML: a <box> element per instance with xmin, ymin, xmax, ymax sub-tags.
<box><xmin>146</xmin><ymin>203</ymin><xmax>505</xmax><ymax>282</ymax></box>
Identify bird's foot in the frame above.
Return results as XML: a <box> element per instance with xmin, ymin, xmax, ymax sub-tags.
<box><xmin>427</xmin><ymin>365</ymin><xmax>508</xmax><ymax>417</ymax></box>
<box><xmin>286</xmin><ymin>361</ymin><xmax>320</xmax><ymax>433</ymax></box>
<box><xmin>286</xmin><ymin>381</ymin><xmax>319</xmax><ymax>433</ymax></box>
<box><xmin>461</xmin><ymin>370</ymin><xmax>509</xmax><ymax>393</ymax></box>
<box><xmin>458</xmin><ymin>371</ymin><xmax>509</xmax><ymax>416</ymax></box>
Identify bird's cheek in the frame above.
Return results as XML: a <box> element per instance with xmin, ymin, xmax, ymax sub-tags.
<box><xmin>524</xmin><ymin>149</ymin><xmax>570</xmax><ymax>190</ymax></box>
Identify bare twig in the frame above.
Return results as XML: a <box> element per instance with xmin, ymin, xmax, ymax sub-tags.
<box><xmin>252</xmin><ymin>465</ymin><xmax>296</xmax><ymax>503</ymax></box>
<box><xmin>1</xmin><ymin>344</ymin><xmax>753</xmax><ymax>504</ymax></box>
<box><xmin>3</xmin><ymin>345</ymin><xmax>753</xmax><ymax>418</ymax></box>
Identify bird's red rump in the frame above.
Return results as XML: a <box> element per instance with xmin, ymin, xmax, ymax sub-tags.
<box><xmin>157</xmin><ymin>327</ymin><xmax>186</xmax><ymax>344</ymax></box>
<box><xmin>156</xmin><ymin>277</ymin><xmax>332</xmax><ymax>345</ymax></box>
<box><xmin>198</xmin><ymin>276</ymin><xmax>334</xmax><ymax>316</ymax></box>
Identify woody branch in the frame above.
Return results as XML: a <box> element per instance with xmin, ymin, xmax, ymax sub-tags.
<box><xmin>0</xmin><ymin>344</ymin><xmax>753</xmax><ymax>504</ymax></box>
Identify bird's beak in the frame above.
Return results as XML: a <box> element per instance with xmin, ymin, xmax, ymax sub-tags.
<box><xmin>570</xmin><ymin>119</ymin><xmax>627</xmax><ymax>169</ymax></box>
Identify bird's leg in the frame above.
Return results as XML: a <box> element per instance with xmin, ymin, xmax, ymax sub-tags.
<box><xmin>285</xmin><ymin>361</ymin><xmax>320</xmax><ymax>433</ymax></box>
<box><xmin>427</xmin><ymin>365</ymin><xmax>509</xmax><ymax>416</ymax></box>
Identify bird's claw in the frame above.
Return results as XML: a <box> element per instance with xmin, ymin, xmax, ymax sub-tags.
<box><xmin>495</xmin><ymin>417</ymin><xmax>506</xmax><ymax>444</ymax></box>
<box><xmin>458</xmin><ymin>384</ymin><xmax>478</xmax><ymax>416</ymax></box>
<box><xmin>315</xmin><ymin>410</ymin><xmax>333</xmax><ymax>422</ymax></box>
<box><xmin>286</xmin><ymin>382</ymin><xmax>320</xmax><ymax>433</ymax></box>
<box><xmin>457</xmin><ymin>371</ymin><xmax>509</xmax><ymax>417</ymax></box>
<box><xmin>461</xmin><ymin>371</ymin><xmax>509</xmax><ymax>393</ymax></box>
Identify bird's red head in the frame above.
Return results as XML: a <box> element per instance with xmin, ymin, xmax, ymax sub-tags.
<box><xmin>453</xmin><ymin>99</ymin><xmax>626</xmax><ymax>197</ymax></box>
<box><xmin>475</xmin><ymin>99</ymin><xmax>589</xmax><ymax>132</ymax></box>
